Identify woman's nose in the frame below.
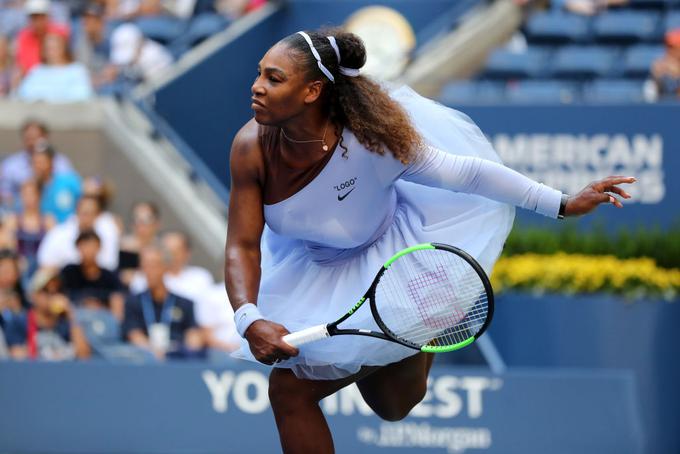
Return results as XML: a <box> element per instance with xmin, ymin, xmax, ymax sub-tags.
<box><xmin>251</xmin><ymin>79</ymin><xmax>265</xmax><ymax>96</ymax></box>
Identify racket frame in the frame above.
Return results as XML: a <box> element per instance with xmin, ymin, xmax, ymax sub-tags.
<box><xmin>322</xmin><ymin>242</ymin><xmax>495</xmax><ymax>353</ymax></box>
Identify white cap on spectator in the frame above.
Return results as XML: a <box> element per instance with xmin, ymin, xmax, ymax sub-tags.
<box><xmin>25</xmin><ymin>0</ymin><xmax>51</xmax><ymax>15</ymax></box>
<box><xmin>111</xmin><ymin>23</ymin><xmax>143</xmax><ymax>66</ymax></box>
<box><xmin>110</xmin><ymin>23</ymin><xmax>173</xmax><ymax>79</ymax></box>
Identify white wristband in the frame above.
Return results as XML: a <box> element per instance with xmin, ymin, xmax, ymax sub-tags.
<box><xmin>234</xmin><ymin>303</ymin><xmax>265</xmax><ymax>338</ymax></box>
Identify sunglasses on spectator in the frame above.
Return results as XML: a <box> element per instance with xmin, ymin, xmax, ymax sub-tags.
<box><xmin>134</xmin><ymin>215</ymin><xmax>157</xmax><ymax>225</ymax></box>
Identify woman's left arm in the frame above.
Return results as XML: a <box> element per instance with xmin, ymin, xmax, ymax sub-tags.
<box><xmin>402</xmin><ymin>146</ymin><xmax>635</xmax><ymax>218</ymax></box>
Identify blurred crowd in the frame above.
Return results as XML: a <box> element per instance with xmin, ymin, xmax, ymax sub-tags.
<box><xmin>0</xmin><ymin>0</ymin><xmax>266</xmax><ymax>101</ymax></box>
<box><xmin>550</xmin><ymin>0</ymin><xmax>680</xmax><ymax>98</ymax></box>
<box><xmin>0</xmin><ymin>119</ymin><xmax>240</xmax><ymax>362</ymax></box>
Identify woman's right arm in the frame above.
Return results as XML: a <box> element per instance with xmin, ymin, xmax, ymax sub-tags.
<box><xmin>225</xmin><ymin>121</ymin><xmax>298</xmax><ymax>364</ymax></box>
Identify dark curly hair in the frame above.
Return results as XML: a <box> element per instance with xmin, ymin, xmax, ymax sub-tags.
<box><xmin>280</xmin><ymin>28</ymin><xmax>422</xmax><ymax>164</ymax></box>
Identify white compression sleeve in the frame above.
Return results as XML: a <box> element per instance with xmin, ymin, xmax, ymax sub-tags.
<box><xmin>402</xmin><ymin>146</ymin><xmax>563</xmax><ymax>218</ymax></box>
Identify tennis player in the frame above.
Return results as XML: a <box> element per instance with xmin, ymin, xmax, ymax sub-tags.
<box><xmin>225</xmin><ymin>28</ymin><xmax>635</xmax><ymax>453</ymax></box>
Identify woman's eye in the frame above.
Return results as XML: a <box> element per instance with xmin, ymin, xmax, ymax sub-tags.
<box><xmin>269</xmin><ymin>77</ymin><xmax>280</xmax><ymax>83</ymax></box>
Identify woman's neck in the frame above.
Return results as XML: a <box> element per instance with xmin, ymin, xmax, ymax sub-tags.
<box><xmin>47</xmin><ymin>59</ymin><xmax>69</xmax><ymax>67</ymax></box>
<box><xmin>22</xmin><ymin>205</ymin><xmax>40</xmax><ymax>216</ymax></box>
<box><xmin>279</xmin><ymin>114</ymin><xmax>340</xmax><ymax>168</ymax></box>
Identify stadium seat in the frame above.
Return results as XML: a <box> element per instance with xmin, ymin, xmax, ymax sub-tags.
<box><xmin>482</xmin><ymin>47</ymin><xmax>552</xmax><ymax>79</ymax></box>
<box><xmin>623</xmin><ymin>44</ymin><xmax>665</xmax><ymax>76</ymax></box>
<box><xmin>75</xmin><ymin>308</ymin><xmax>157</xmax><ymax>363</ymax></box>
<box><xmin>666</xmin><ymin>11</ymin><xmax>680</xmax><ymax>31</ymax></box>
<box><xmin>525</xmin><ymin>12</ymin><xmax>592</xmax><ymax>43</ymax></box>
<box><xmin>505</xmin><ymin>80</ymin><xmax>579</xmax><ymax>103</ymax></box>
<box><xmin>439</xmin><ymin>80</ymin><xmax>505</xmax><ymax>104</ymax></box>
<box><xmin>592</xmin><ymin>11</ymin><xmax>662</xmax><ymax>42</ymax></box>
<box><xmin>96</xmin><ymin>344</ymin><xmax>157</xmax><ymax>363</ymax></box>
<box><xmin>135</xmin><ymin>16</ymin><xmax>187</xmax><ymax>44</ymax></box>
<box><xmin>76</xmin><ymin>308</ymin><xmax>121</xmax><ymax>347</ymax></box>
<box><xmin>628</xmin><ymin>0</ymin><xmax>680</xmax><ymax>8</ymax></box>
<box><xmin>551</xmin><ymin>46</ymin><xmax>621</xmax><ymax>78</ymax></box>
<box><xmin>582</xmin><ymin>79</ymin><xmax>647</xmax><ymax>103</ymax></box>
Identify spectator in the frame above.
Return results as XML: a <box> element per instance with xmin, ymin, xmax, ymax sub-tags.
<box><xmin>73</xmin><ymin>3</ymin><xmax>117</xmax><ymax>90</ymax></box>
<box><xmin>4</xmin><ymin>267</ymin><xmax>90</xmax><ymax>360</ymax></box>
<box><xmin>82</xmin><ymin>176</ymin><xmax>123</xmax><ymax>232</ymax></box>
<box><xmin>551</xmin><ymin>0</ymin><xmax>627</xmax><ymax>16</ymax></box>
<box><xmin>105</xmin><ymin>0</ymin><xmax>160</xmax><ymax>20</ymax></box>
<box><xmin>215</xmin><ymin>0</ymin><xmax>264</xmax><ymax>19</ymax></box>
<box><xmin>0</xmin><ymin>248</ymin><xmax>29</xmax><ymax>308</ymax></box>
<box><xmin>60</xmin><ymin>230</ymin><xmax>125</xmax><ymax>320</ymax></box>
<box><xmin>37</xmin><ymin>195</ymin><xmax>120</xmax><ymax>271</ymax></box>
<box><xmin>17</xmin><ymin>32</ymin><xmax>94</xmax><ymax>102</ymax></box>
<box><xmin>651</xmin><ymin>29</ymin><xmax>680</xmax><ymax>99</ymax></box>
<box><xmin>198</xmin><ymin>283</ymin><xmax>239</xmax><ymax>352</ymax></box>
<box><xmin>0</xmin><ymin>289</ymin><xmax>24</xmax><ymax>339</ymax></box>
<box><xmin>0</xmin><ymin>119</ymin><xmax>74</xmax><ymax>209</ymax></box>
<box><xmin>122</xmin><ymin>244</ymin><xmax>204</xmax><ymax>360</ymax></box>
<box><xmin>0</xmin><ymin>35</ymin><xmax>19</xmax><ymax>97</ymax></box>
<box><xmin>0</xmin><ymin>218</ymin><xmax>13</xmax><ymax>249</ymax></box>
<box><xmin>15</xmin><ymin>0</ymin><xmax>69</xmax><ymax>76</ymax></box>
<box><xmin>130</xmin><ymin>229</ymin><xmax>213</xmax><ymax>300</ymax></box>
<box><xmin>32</xmin><ymin>143</ymin><xmax>82</xmax><ymax>223</ymax></box>
<box><xmin>0</xmin><ymin>288</ymin><xmax>23</xmax><ymax>359</ymax></box>
<box><xmin>109</xmin><ymin>23</ymin><xmax>172</xmax><ymax>83</ymax></box>
<box><xmin>119</xmin><ymin>200</ymin><xmax>161</xmax><ymax>285</ymax></box>
<box><xmin>2</xmin><ymin>179</ymin><xmax>56</xmax><ymax>279</ymax></box>
<box><xmin>0</xmin><ymin>0</ymin><xmax>27</xmax><ymax>38</ymax></box>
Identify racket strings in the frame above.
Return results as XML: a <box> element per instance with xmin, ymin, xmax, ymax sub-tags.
<box><xmin>375</xmin><ymin>248</ymin><xmax>488</xmax><ymax>348</ymax></box>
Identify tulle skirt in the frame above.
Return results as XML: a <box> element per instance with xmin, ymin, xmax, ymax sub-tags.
<box><xmin>231</xmin><ymin>86</ymin><xmax>515</xmax><ymax>380</ymax></box>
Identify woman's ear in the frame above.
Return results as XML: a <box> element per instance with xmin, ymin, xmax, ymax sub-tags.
<box><xmin>303</xmin><ymin>80</ymin><xmax>324</xmax><ymax>104</ymax></box>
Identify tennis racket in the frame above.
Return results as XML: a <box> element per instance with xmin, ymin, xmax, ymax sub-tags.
<box><xmin>282</xmin><ymin>242</ymin><xmax>493</xmax><ymax>353</ymax></box>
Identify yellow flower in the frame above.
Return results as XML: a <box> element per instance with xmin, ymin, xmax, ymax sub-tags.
<box><xmin>491</xmin><ymin>254</ymin><xmax>679</xmax><ymax>298</ymax></box>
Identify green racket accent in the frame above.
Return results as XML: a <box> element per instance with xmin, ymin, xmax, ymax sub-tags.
<box><xmin>347</xmin><ymin>297</ymin><xmax>366</xmax><ymax>315</ymax></box>
<box><xmin>383</xmin><ymin>243</ymin><xmax>436</xmax><ymax>268</ymax></box>
<box><xmin>421</xmin><ymin>337</ymin><xmax>475</xmax><ymax>353</ymax></box>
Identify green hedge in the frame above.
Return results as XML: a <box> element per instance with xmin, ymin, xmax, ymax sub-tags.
<box><xmin>503</xmin><ymin>223</ymin><xmax>680</xmax><ymax>269</ymax></box>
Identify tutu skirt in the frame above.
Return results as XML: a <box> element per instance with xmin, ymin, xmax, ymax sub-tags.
<box><xmin>231</xmin><ymin>86</ymin><xmax>515</xmax><ymax>380</ymax></box>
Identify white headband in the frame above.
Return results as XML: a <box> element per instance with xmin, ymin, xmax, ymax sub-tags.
<box><xmin>297</xmin><ymin>31</ymin><xmax>335</xmax><ymax>82</ymax></box>
<box><xmin>326</xmin><ymin>36</ymin><xmax>361</xmax><ymax>77</ymax></box>
<box><xmin>296</xmin><ymin>31</ymin><xmax>360</xmax><ymax>83</ymax></box>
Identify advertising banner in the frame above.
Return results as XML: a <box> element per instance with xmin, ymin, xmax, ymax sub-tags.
<box><xmin>461</xmin><ymin>104</ymin><xmax>680</xmax><ymax>229</ymax></box>
<box><xmin>0</xmin><ymin>362</ymin><xmax>642</xmax><ymax>453</ymax></box>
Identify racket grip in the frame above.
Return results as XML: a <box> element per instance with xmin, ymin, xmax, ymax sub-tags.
<box><xmin>283</xmin><ymin>324</ymin><xmax>330</xmax><ymax>347</ymax></box>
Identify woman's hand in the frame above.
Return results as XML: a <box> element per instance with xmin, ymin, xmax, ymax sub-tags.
<box><xmin>245</xmin><ymin>320</ymin><xmax>299</xmax><ymax>365</ymax></box>
<box><xmin>564</xmin><ymin>176</ymin><xmax>636</xmax><ymax>217</ymax></box>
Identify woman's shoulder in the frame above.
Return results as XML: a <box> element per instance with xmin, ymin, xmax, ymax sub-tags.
<box><xmin>231</xmin><ymin>119</ymin><xmax>260</xmax><ymax>153</ymax></box>
<box><xmin>230</xmin><ymin>119</ymin><xmax>266</xmax><ymax>178</ymax></box>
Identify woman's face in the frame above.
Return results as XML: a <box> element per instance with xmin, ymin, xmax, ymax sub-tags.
<box><xmin>133</xmin><ymin>204</ymin><xmax>159</xmax><ymax>239</ymax></box>
<box><xmin>20</xmin><ymin>181</ymin><xmax>40</xmax><ymax>209</ymax></box>
<box><xmin>31</xmin><ymin>152</ymin><xmax>51</xmax><ymax>181</ymax></box>
<box><xmin>44</xmin><ymin>34</ymin><xmax>68</xmax><ymax>65</ymax></box>
<box><xmin>0</xmin><ymin>258</ymin><xmax>18</xmax><ymax>289</ymax></box>
<box><xmin>250</xmin><ymin>43</ymin><xmax>324</xmax><ymax>125</ymax></box>
<box><xmin>0</xmin><ymin>37</ymin><xmax>9</xmax><ymax>62</ymax></box>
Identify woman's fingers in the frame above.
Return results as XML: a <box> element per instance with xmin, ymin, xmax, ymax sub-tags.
<box><xmin>594</xmin><ymin>176</ymin><xmax>636</xmax><ymax>191</ymax></box>
<box><xmin>608</xmin><ymin>194</ymin><xmax>623</xmax><ymax>208</ymax></box>
<box><xmin>606</xmin><ymin>185</ymin><xmax>631</xmax><ymax>199</ymax></box>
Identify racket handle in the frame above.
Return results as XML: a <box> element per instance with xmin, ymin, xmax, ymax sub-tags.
<box><xmin>283</xmin><ymin>324</ymin><xmax>330</xmax><ymax>347</ymax></box>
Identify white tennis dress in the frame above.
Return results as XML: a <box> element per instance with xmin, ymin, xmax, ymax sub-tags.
<box><xmin>231</xmin><ymin>86</ymin><xmax>562</xmax><ymax>380</ymax></box>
